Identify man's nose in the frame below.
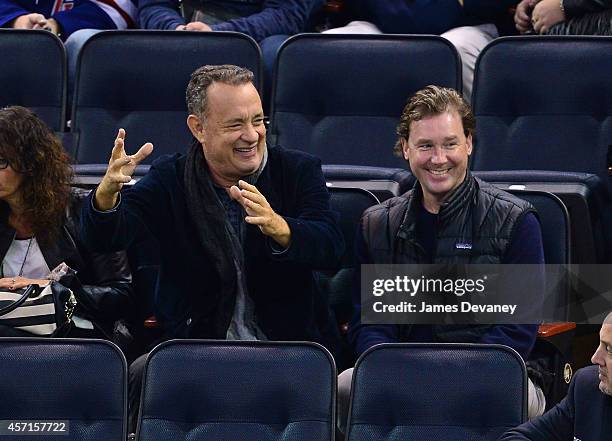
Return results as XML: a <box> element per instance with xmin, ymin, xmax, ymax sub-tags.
<box><xmin>592</xmin><ymin>345</ymin><xmax>605</xmax><ymax>366</ymax></box>
<box><xmin>430</xmin><ymin>146</ymin><xmax>447</xmax><ymax>164</ymax></box>
<box><xmin>242</xmin><ymin>123</ymin><xmax>260</xmax><ymax>143</ymax></box>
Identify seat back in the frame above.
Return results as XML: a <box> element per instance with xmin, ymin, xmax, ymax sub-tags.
<box><xmin>0</xmin><ymin>338</ymin><xmax>127</xmax><ymax>440</ymax></box>
<box><xmin>472</xmin><ymin>36</ymin><xmax>612</xmax><ymax>195</ymax></box>
<box><xmin>137</xmin><ymin>340</ymin><xmax>336</xmax><ymax>440</ymax></box>
<box><xmin>271</xmin><ymin>34</ymin><xmax>461</xmax><ymax>167</ymax></box>
<box><xmin>510</xmin><ymin>189</ymin><xmax>572</xmax><ymax>319</ymax></box>
<box><xmin>0</xmin><ymin>30</ymin><xmax>66</xmax><ymax>132</ymax></box>
<box><xmin>321</xmin><ymin>187</ymin><xmax>379</xmax><ymax>321</ymax></box>
<box><xmin>473</xmin><ymin>170</ymin><xmax>607</xmax><ymax>263</ymax></box>
<box><xmin>347</xmin><ymin>343</ymin><xmax>527</xmax><ymax>441</ymax></box>
<box><xmin>507</xmin><ymin>190</ymin><xmax>571</xmax><ymax>265</ymax></box>
<box><xmin>324</xmin><ymin>165</ymin><xmax>415</xmax><ymax>201</ymax></box>
<box><xmin>72</xmin><ymin>30</ymin><xmax>262</xmax><ymax>165</ymax></box>
<box><xmin>329</xmin><ymin>187</ymin><xmax>380</xmax><ymax>268</ymax></box>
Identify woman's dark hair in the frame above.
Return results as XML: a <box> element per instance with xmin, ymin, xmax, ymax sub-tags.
<box><xmin>0</xmin><ymin>106</ymin><xmax>73</xmax><ymax>243</ymax></box>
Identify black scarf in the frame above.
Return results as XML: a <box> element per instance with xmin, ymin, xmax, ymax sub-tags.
<box><xmin>183</xmin><ymin>141</ymin><xmax>239</xmax><ymax>338</ymax></box>
<box><xmin>182</xmin><ymin>140</ymin><xmax>268</xmax><ymax>338</ymax></box>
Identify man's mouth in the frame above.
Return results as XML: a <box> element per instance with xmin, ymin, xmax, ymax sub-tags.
<box><xmin>427</xmin><ymin>168</ymin><xmax>451</xmax><ymax>176</ymax></box>
<box><xmin>235</xmin><ymin>146</ymin><xmax>256</xmax><ymax>153</ymax></box>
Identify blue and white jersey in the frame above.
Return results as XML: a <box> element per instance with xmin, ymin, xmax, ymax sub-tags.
<box><xmin>0</xmin><ymin>0</ymin><xmax>138</xmax><ymax>39</ymax></box>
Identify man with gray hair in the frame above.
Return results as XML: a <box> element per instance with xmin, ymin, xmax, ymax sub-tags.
<box><xmin>500</xmin><ymin>311</ymin><xmax>612</xmax><ymax>440</ymax></box>
<box><xmin>80</xmin><ymin>64</ymin><xmax>343</xmax><ymax>429</ymax></box>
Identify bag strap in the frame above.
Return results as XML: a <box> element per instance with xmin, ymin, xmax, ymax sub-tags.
<box><xmin>0</xmin><ymin>285</ymin><xmax>39</xmax><ymax>316</ymax></box>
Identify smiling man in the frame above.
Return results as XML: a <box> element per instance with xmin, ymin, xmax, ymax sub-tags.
<box><xmin>80</xmin><ymin>64</ymin><xmax>344</xmax><ymax>430</ymax></box>
<box><xmin>337</xmin><ymin>85</ymin><xmax>547</xmax><ymax>434</ymax></box>
<box><xmin>500</xmin><ymin>312</ymin><xmax>612</xmax><ymax>440</ymax></box>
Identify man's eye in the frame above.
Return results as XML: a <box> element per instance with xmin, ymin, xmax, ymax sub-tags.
<box><xmin>253</xmin><ymin>118</ymin><xmax>264</xmax><ymax>125</ymax></box>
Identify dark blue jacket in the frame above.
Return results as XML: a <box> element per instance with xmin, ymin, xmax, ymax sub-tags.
<box><xmin>499</xmin><ymin>365</ymin><xmax>612</xmax><ymax>440</ymax></box>
<box><xmin>0</xmin><ymin>0</ymin><xmax>137</xmax><ymax>40</ymax></box>
<box><xmin>346</xmin><ymin>0</ymin><xmax>519</xmax><ymax>35</ymax></box>
<box><xmin>138</xmin><ymin>0</ymin><xmax>323</xmax><ymax>41</ymax></box>
<box><xmin>80</xmin><ymin>146</ymin><xmax>344</xmax><ymax>353</ymax></box>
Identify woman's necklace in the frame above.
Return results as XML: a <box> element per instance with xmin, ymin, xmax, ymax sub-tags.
<box><xmin>17</xmin><ymin>237</ymin><xmax>34</xmax><ymax>277</ymax></box>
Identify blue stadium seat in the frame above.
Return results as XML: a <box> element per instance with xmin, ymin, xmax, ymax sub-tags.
<box><xmin>0</xmin><ymin>338</ymin><xmax>127</xmax><ymax>440</ymax></box>
<box><xmin>0</xmin><ymin>30</ymin><xmax>66</xmax><ymax>133</ymax></box>
<box><xmin>506</xmin><ymin>189</ymin><xmax>571</xmax><ymax>319</ymax></box>
<box><xmin>324</xmin><ymin>165</ymin><xmax>415</xmax><ymax>201</ymax></box>
<box><xmin>71</xmin><ymin>30</ymin><xmax>262</xmax><ymax>169</ymax></box>
<box><xmin>472</xmin><ymin>36</ymin><xmax>612</xmax><ymax>187</ymax></box>
<box><xmin>507</xmin><ymin>189</ymin><xmax>570</xmax><ymax>266</ymax></box>
<box><xmin>137</xmin><ymin>340</ymin><xmax>336</xmax><ymax>440</ymax></box>
<box><xmin>346</xmin><ymin>343</ymin><xmax>526</xmax><ymax>441</ymax></box>
<box><xmin>319</xmin><ymin>187</ymin><xmax>379</xmax><ymax>337</ymax></box>
<box><xmin>474</xmin><ymin>170</ymin><xmax>606</xmax><ymax>263</ymax></box>
<box><xmin>270</xmin><ymin>34</ymin><xmax>461</xmax><ymax>167</ymax></box>
<box><xmin>472</xmin><ymin>36</ymin><xmax>612</xmax><ymax>262</ymax></box>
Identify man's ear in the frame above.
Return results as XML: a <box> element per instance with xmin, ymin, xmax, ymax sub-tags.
<box><xmin>401</xmin><ymin>138</ymin><xmax>410</xmax><ymax>161</ymax></box>
<box><xmin>466</xmin><ymin>133</ymin><xmax>473</xmax><ymax>156</ymax></box>
<box><xmin>187</xmin><ymin>114</ymin><xmax>205</xmax><ymax>143</ymax></box>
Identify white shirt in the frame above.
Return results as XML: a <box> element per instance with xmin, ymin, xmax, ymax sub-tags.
<box><xmin>2</xmin><ymin>237</ymin><xmax>50</xmax><ymax>279</ymax></box>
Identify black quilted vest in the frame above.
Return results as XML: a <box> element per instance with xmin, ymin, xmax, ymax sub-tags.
<box><xmin>360</xmin><ymin>172</ymin><xmax>536</xmax><ymax>342</ymax></box>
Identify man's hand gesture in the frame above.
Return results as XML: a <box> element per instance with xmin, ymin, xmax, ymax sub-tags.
<box><xmin>230</xmin><ymin>180</ymin><xmax>291</xmax><ymax>249</ymax></box>
<box><xmin>95</xmin><ymin>129</ymin><xmax>153</xmax><ymax>211</ymax></box>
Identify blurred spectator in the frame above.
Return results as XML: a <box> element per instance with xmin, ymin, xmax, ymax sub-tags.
<box><xmin>0</xmin><ymin>0</ymin><xmax>137</xmax><ymax>40</ymax></box>
<box><xmin>0</xmin><ymin>0</ymin><xmax>137</xmax><ymax>105</ymax></box>
<box><xmin>139</xmin><ymin>0</ymin><xmax>321</xmax><ymax>39</ymax></box>
<box><xmin>0</xmin><ymin>106</ymin><xmax>133</xmax><ymax>342</ymax></box>
<box><xmin>323</xmin><ymin>0</ymin><xmax>520</xmax><ymax>102</ymax></box>
<box><xmin>516</xmin><ymin>0</ymin><xmax>612</xmax><ymax>35</ymax></box>
<box><xmin>499</xmin><ymin>311</ymin><xmax>612</xmax><ymax>440</ymax></box>
<box><xmin>139</xmin><ymin>0</ymin><xmax>324</xmax><ymax>109</ymax></box>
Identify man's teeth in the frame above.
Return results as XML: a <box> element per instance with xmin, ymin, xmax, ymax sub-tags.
<box><xmin>236</xmin><ymin>147</ymin><xmax>254</xmax><ymax>152</ymax></box>
<box><xmin>429</xmin><ymin>169</ymin><xmax>449</xmax><ymax>175</ymax></box>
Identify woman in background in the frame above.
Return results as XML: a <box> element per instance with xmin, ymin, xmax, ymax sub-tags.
<box><xmin>0</xmin><ymin>105</ymin><xmax>133</xmax><ymax>339</ymax></box>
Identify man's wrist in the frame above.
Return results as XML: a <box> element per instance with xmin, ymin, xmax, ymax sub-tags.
<box><xmin>93</xmin><ymin>186</ymin><xmax>119</xmax><ymax>211</ymax></box>
<box><xmin>270</xmin><ymin>215</ymin><xmax>291</xmax><ymax>249</ymax></box>
<box><xmin>9</xmin><ymin>14</ymin><xmax>28</xmax><ymax>28</ymax></box>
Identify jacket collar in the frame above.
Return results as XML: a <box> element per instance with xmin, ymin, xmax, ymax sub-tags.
<box><xmin>397</xmin><ymin>171</ymin><xmax>477</xmax><ymax>239</ymax></box>
<box><xmin>0</xmin><ymin>206</ymin><xmax>76</xmax><ymax>272</ymax></box>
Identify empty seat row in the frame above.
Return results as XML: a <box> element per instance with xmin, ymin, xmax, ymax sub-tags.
<box><xmin>0</xmin><ymin>338</ymin><xmax>526</xmax><ymax>441</ymax></box>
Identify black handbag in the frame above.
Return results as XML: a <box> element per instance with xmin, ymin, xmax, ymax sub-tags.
<box><xmin>0</xmin><ymin>282</ymin><xmax>77</xmax><ymax>336</ymax></box>
<box><xmin>547</xmin><ymin>9</ymin><xmax>612</xmax><ymax>35</ymax></box>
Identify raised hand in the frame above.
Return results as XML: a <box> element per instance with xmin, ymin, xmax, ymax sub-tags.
<box><xmin>229</xmin><ymin>180</ymin><xmax>291</xmax><ymax>248</ymax></box>
<box><xmin>95</xmin><ymin>129</ymin><xmax>153</xmax><ymax>211</ymax></box>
